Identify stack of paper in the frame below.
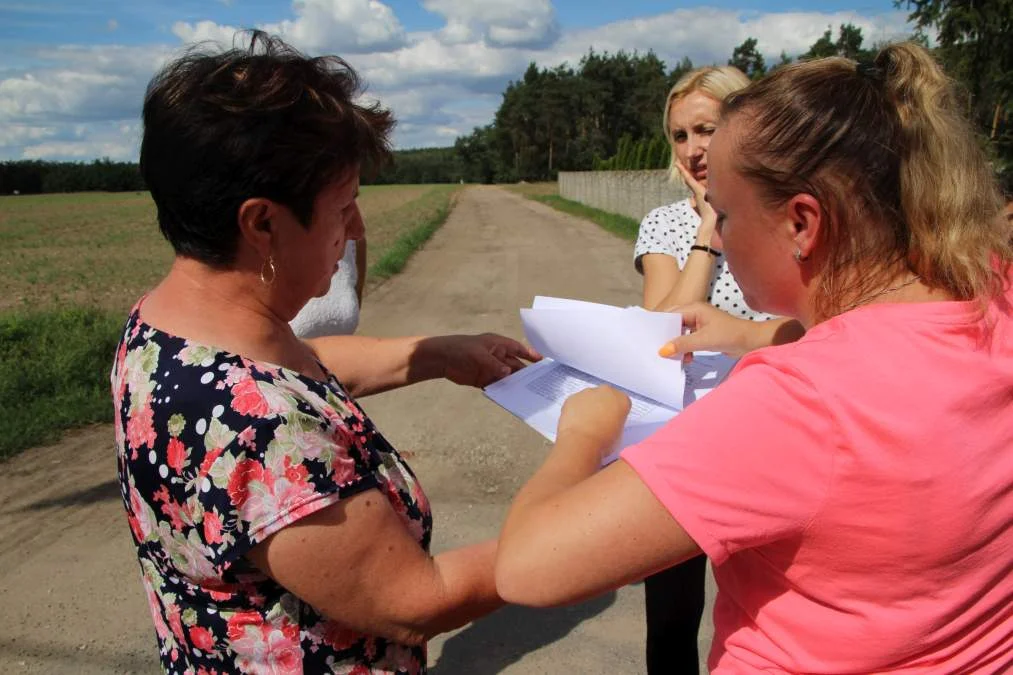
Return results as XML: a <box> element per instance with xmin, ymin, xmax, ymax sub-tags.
<box><xmin>484</xmin><ymin>296</ymin><xmax>736</xmax><ymax>463</ymax></box>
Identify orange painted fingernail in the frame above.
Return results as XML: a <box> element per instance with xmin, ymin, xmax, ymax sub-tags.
<box><xmin>658</xmin><ymin>343</ymin><xmax>676</xmax><ymax>358</ymax></box>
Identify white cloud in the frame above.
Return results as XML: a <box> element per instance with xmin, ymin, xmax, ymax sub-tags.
<box><xmin>0</xmin><ymin>45</ymin><xmax>173</xmax><ymax>126</ymax></box>
<box><xmin>423</xmin><ymin>0</ymin><xmax>559</xmax><ymax>48</ymax></box>
<box><xmin>0</xmin><ymin>5</ymin><xmax>917</xmax><ymax>159</ymax></box>
<box><xmin>14</xmin><ymin>121</ymin><xmax>139</xmax><ymax>160</ymax></box>
<box><xmin>0</xmin><ymin>124</ymin><xmax>58</xmax><ymax>147</ymax></box>
<box><xmin>171</xmin><ymin>20</ymin><xmax>245</xmax><ymax>47</ymax></box>
<box><xmin>22</xmin><ymin>139</ymin><xmax>133</xmax><ymax>160</ymax></box>
<box><xmin>549</xmin><ymin>9</ymin><xmax>913</xmax><ymax>70</ymax></box>
<box><xmin>173</xmin><ymin>0</ymin><xmax>406</xmax><ymax>54</ymax></box>
<box><xmin>373</xmin><ymin>85</ymin><xmax>500</xmax><ymax>148</ymax></box>
<box><xmin>354</xmin><ymin>35</ymin><xmax>530</xmax><ymax>90</ymax></box>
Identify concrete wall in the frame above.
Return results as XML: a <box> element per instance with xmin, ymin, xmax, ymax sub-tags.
<box><xmin>558</xmin><ymin>170</ymin><xmax>690</xmax><ymax>222</ymax></box>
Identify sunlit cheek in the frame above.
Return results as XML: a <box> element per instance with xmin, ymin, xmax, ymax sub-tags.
<box><xmin>674</xmin><ymin>142</ymin><xmax>690</xmax><ymax>165</ymax></box>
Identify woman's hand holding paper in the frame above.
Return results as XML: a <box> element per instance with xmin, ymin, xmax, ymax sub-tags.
<box><xmin>557</xmin><ymin>386</ymin><xmax>632</xmax><ymax>461</ymax></box>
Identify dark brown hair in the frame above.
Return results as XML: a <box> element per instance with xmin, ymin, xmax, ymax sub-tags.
<box><xmin>722</xmin><ymin>42</ymin><xmax>1010</xmax><ymax>319</ymax></box>
<box><xmin>140</xmin><ymin>30</ymin><xmax>394</xmax><ymax>266</ymax></box>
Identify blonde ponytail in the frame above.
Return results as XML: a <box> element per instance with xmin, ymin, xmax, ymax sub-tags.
<box><xmin>876</xmin><ymin>43</ymin><xmax>1009</xmax><ymax>301</ymax></box>
<box><xmin>721</xmin><ymin>42</ymin><xmax>1010</xmax><ymax>319</ymax></box>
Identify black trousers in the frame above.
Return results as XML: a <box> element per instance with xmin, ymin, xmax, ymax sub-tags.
<box><xmin>644</xmin><ymin>554</ymin><xmax>707</xmax><ymax>675</ymax></box>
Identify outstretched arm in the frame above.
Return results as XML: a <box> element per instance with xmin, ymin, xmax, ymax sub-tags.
<box><xmin>306</xmin><ymin>333</ymin><xmax>541</xmax><ymax>398</ymax></box>
<box><xmin>496</xmin><ymin>387</ymin><xmax>702</xmax><ymax>607</ymax></box>
<box><xmin>658</xmin><ymin>302</ymin><xmax>805</xmax><ymax>361</ymax></box>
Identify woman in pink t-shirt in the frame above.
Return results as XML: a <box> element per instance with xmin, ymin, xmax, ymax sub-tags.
<box><xmin>496</xmin><ymin>42</ymin><xmax>1013</xmax><ymax>674</ymax></box>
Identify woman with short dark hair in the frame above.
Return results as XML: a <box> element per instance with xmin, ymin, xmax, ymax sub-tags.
<box><xmin>114</xmin><ymin>32</ymin><xmax>537</xmax><ymax>674</ymax></box>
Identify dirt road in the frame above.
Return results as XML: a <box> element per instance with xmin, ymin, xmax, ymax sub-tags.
<box><xmin>0</xmin><ymin>186</ymin><xmax>713</xmax><ymax>673</ymax></box>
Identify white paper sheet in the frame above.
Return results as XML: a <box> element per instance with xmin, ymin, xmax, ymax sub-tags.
<box><xmin>520</xmin><ymin>306</ymin><xmax>685</xmax><ymax>409</ymax></box>
<box><xmin>531</xmin><ymin>296</ymin><xmax>625</xmax><ymax>313</ymax></box>
<box><xmin>484</xmin><ymin>297</ymin><xmax>739</xmax><ymax>465</ymax></box>
<box><xmin>484</xmin><ymin>358</ymin><xmax>678</xmax><ymax>463</ymax></box>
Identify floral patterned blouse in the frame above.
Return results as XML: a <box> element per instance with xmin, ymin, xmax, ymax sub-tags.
<box><xmin>112</xmin><ymin>301</ymin><xmax>433</xmax><ymax>674</ymax></box>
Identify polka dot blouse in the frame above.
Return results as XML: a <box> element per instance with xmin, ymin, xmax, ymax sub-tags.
<box><xmin>633</xmin><ymin>199</ymin><xmax>775</xmax><ymax>321</ymax></box>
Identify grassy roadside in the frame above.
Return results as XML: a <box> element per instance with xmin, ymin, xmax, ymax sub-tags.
<box><xmin>507</xmin><ymin>183</ymin><xmax>640</xmax><ymax>241</ymax></box>
<box><xmin>365</xmin><ymin>185</ymin><xmax>460</xmax><ymax>282</ymax></box>
<box><xmin>368</xmin><ymin>184</ymin><xmax>459</xmax><ymax>277</ymax></box>
<box><xmin>0</xmin><ymin>184</ymin><xmax>462</xmax><ymax>460</ymax></box>
<box><xmin>0</xmin><ymin>308</ymin><xmax>123</xmax><ymax>458</ymax></box>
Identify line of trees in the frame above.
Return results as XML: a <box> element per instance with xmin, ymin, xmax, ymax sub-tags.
<box><xmin>453</xmin><ymin>50</ymin><xmax>693</xmax><ymax>183</ymax></box>
<box><xmin>0</xmin><ymin>159</ymin><xmax>145</xmax><ymax>195</ymax></box>
<box><xmin>450</xmin><ymin>27</ymin><xmax>885</xmax><ymax>182</ymax></box>
<box><xmin>593</xmin><ymin>135</ymin><xmax>670</xmax><ymax>171</ymax></box>
<box><xmin>0</xmin><ymin>151</ymin><xmax>466</xmax><ymax>194</ymax></box>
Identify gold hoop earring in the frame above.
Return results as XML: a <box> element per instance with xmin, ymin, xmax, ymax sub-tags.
<box><xmin>794</xmin><ymin>248</ymin><xmax>809</xmax><ymax>264</ymax></box>
<box><xmin>260</xmin><ymin>256</ymin><xmax>276</xmax><ymax>286</ymax></box>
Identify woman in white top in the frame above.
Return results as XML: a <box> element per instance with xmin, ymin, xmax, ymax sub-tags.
<box><xmin>633</xmin><ymin>65</ymin><xmax>774</xmax><ymax>675</ymax></box>
<box><xmin>290</xmin><ymin>205</ymin><xmax>368</xmax><ymax>338</ymax></box>
<box><xmin>635</xmin><ymin>66</ymin><xmax>772</xmax><ymax>321</ymax></box>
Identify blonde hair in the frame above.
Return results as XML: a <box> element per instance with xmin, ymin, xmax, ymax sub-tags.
<box><xmin>662</xmin><ymin>66</ymin><xmax>750</xmax><ymax>182</ymax></box>
<box><xmin>721</xmin><ymin>42</ymin><xmax>1011</xmax><ymax>319</ymax></box>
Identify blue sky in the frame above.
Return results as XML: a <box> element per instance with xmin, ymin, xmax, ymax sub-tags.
<box><xmin>0</xmin><ymin>0</ymin><xmax>912</xmax><ymax>160</ymax></box>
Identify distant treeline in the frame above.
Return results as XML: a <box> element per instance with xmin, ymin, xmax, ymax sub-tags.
<box><xmin>0</xmin><ymin>160</ymin><xmax>145</xmax><ymax>195</ymax></box>
<box><xmin>0</xmin><ymin>152</ymin><xmax>465</xmax><ymax>196</ymax></box>
<box><xmin>367</xmin><ymin>147</ymin><xmax>464</xmax><ymax>185</ymax></box>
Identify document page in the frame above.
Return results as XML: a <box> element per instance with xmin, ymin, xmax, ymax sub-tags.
<box><xmin>483</xmin><ymin>296</ymin><xmax>738</xmax><ymax>465</ymax></box>
<box><xmin>530</xmin><ymin>296</ymin><xmax>626</xmax><ymax>313</ymax></box>
<box><xmin>484</xmin><ymin>358</ymin><xmax>678</xmax><ymax>461</ymax></box>
<box><xmin>520</xmin><ymin>306</ymin><xmax>685</xmax><ymax>409</ymax></box>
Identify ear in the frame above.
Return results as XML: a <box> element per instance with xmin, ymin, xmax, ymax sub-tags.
<box><xmin>784</xmin><ymin>194</ymin><xmax>823</xmax><ymax>260</ymax></box>
<box><xmin>237</xmin><ymin>198</ymin><xmax>280</xmax><ymax>259</ymax></box>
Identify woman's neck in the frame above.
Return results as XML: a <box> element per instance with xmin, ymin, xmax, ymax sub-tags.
<box><xmin>141</xmin><ymin>258</ymin><xmax>316</xmax><ymax>375</ymax></box>
<box><xmin>801</xmin><ymin>275</ymin><xmax>956</xmax><ymax>328</ymax></box>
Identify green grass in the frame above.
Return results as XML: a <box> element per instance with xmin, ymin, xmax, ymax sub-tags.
<box><xmin>0</xmin><ymin>185</ymin><xmax>461</xmax><ymax>460</ymax></box>
<box><xmin>368</xmin><ymin>186</ymin><xmax>459</xmax><ymax>280</ymax></box>
<box><xmin>526</xmin><ymin>194</ymin><xmax>641</xmax><ymax>242</ymax></box>
<box><xmin>0</xmin><ymin>307</ymin><xmax>122</xmax><ymax>459</ymax></box>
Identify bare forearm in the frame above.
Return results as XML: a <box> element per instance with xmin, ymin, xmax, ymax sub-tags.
<box><xmin>735</xmin><ymin>318</ymin><xmax>805</xmax><ymax>356</ymax></box>
<box><xmin>505</xmin><ymin>434</ymin><xmax>601</xmax><ymax>525</ymax></box>
<box><xmin>652</xmin><ymin>251</ymin><xmax>719</xmax><ymax>311</ymax></box>
<box><xmin>497</xmin><ymin>432</ymin><xmax>693</xmax><ymax>608</ymax></box>
<box><xmin>417</xmin><ymin>540</ymin><xmax>503</xmax><ymax>639</ymax></box>
<box><xmin>358</xmin><ymin>541</ymin><xmax>502</xmax><ymax>646</ymax></box>
<box><xmin>498</xmin><ymin>434</ymin><xmax>602</xmax><ymax>593</ymax></box>
<box><xmin>306</xmin><ymin>334</ymin><xmax>443</xmax><ymax>397</ymax></box>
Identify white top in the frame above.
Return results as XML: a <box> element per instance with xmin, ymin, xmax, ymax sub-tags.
<box><xmin>634</xmin><ymin>199</ymin><xmax>774</xmax><ymax>321</ymax></box>
<box><xmin>290</xmin><ymin>240</ymin><xmax>361</xmax><ymax>338</ymax></box>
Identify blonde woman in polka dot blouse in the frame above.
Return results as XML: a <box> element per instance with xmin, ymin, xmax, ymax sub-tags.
<box><xmin>635</xmin><ymin>66</ymin><xmax>773</xmax><ymax>322</ymax></box>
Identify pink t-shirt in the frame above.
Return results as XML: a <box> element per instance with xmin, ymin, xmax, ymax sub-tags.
<box><xmin>623</xmin><ymin>292</ymin><xmax>1013</xmax><ymax>673</ymax></box>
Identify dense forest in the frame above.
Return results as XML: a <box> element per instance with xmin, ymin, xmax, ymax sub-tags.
<box><xmin>2</xmin><ymin>1</ymin><xmax>1008</xmax><ymax>194</ymax></box>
